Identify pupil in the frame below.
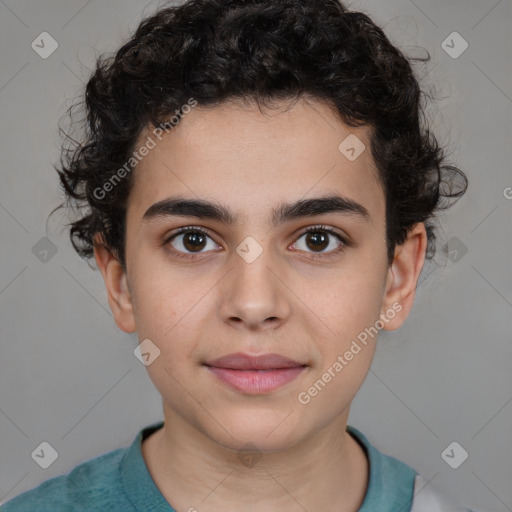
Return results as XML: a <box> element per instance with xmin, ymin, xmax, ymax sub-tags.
<box><xmin>307</xmin><ymin>231</ymin><xmax>328</xmax><ymax>251</ymax></box>
<box><xmin>184</xmin><ymin>232</ymin><xmax>206</xmax><ymax>251</ymax></box>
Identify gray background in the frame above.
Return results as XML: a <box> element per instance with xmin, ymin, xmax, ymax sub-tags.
<box><xmin>1</xmin><ymin>0</ymin><xmax>511</xmax><ymax>510</ymax></box>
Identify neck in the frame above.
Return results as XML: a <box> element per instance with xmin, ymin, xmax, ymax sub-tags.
<box><xmin>142</xmin><ymin>405</ymin><xmax>369</xmax><ymax>512</ymax></box>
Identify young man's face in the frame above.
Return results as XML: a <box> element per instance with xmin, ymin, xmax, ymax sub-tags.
<box><xmin>95</xmin><ymin>97</ymin><xmax>426</xmax><ymax>452</ymax></box>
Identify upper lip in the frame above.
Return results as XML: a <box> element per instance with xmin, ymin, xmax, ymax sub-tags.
<box><xmin>205</xmin><ymin>352</ymin><xmax>307</xmax><ymax>370</ymax></box>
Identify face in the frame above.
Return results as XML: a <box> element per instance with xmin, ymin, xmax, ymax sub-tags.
<box><xmin>95</xmin><ymin>97</ymin><xmax>426</xmax><ymax>453</ymax></box>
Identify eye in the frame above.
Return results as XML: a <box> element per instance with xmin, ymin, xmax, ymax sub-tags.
<box><xmin>164</xmin><ymin>226</ymin><xmax>220</xmax><ymax>258</ymax></box>
<box><xmin>291</xmin><ymin>225</ymin><xmax>347</xmax><ymax>257</ymax></box>
<box><xmin>163</xmin><ymin>224</ymin><xmax>349</xmax><ymax>260</ymax></box>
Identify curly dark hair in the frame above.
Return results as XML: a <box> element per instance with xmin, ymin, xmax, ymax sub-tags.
<box><xmin>50</xmin><ymin>0</ymin><xmax>468</xmax><ymax>271</ymax></box>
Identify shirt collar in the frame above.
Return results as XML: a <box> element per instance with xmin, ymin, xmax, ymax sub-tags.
<box><xmin>347</xmin><ymin>425</ymin><xmax>416</xmax><ymax>511</ymax></box>
<box><xmin>120</xmin><ymin>420</ymin><xmax>174</xmax><ymax>511</ymax></box>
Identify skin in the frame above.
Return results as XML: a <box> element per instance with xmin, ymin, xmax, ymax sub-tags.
<box><xmin>94</xmin><ymin>96</ymin><xmax>426</xmax><ymax>512</ymax></box>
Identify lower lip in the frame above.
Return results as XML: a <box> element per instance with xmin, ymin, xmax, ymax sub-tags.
<box><xmin>206</xmin><ymin>366</ymin><xmax>307</xmax><ymax>394</ymax></box>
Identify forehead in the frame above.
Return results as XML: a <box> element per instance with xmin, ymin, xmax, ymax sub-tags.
<box><xmin>127</xmin><ymin>97</ymin><xmax>384</xmax><ymax>227</ymax></box>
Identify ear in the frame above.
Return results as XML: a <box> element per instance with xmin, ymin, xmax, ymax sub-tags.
<box><xmin>93</xmin><ymin>234</ymin><xmax>136</xmax><ymax>333</ymax></box>
<box><xmin>380</xmin><ymin>223</ymin><xmax>427</xmax><ymax>331</ymax></box>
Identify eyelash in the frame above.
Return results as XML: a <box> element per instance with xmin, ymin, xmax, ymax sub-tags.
<box><xmin>163</xmin><ymin>224</ymin><xmax>349</xmax><ymax>260</ymax></box>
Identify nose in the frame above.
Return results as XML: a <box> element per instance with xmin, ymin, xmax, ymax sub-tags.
<box><xmin>217</xmin><ymin>242</ymin><xmax>291</xmax><ymax>331</ymax></box>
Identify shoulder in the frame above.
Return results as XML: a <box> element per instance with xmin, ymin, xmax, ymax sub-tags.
<box><xmin>347</xmin><ymin>425</ymin><xmax>484</xmax><ymax>512</ymax></box>
<box><xmin>411</xmin><ymin>474</ymin><xmax>485</xmax><ymax>512</ymax></box>
<box><xmin>1</xmin><ymin>446</ymin><xmax>131</xmax><ymax>512</ymax></box>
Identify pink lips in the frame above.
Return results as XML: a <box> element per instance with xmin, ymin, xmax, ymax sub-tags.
<box><xmin>205</xmin><ymin>352</ymin><xmax>308</xmax><ymax>394</ymax></box>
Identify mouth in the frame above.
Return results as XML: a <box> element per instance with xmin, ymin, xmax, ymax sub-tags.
<box><xmin>204</xmin><ymin>352</ymin><xmax>308</xmax><ymax>394</ymax></box>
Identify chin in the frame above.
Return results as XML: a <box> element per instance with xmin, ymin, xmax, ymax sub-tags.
<box><xmin>203</xmin><ymin>407</ymin><xmax>305</xmax><ymax>453</ymax></box>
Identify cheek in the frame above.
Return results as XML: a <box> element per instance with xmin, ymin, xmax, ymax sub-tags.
<box><xmin>296</xmin><ymin>264</ymin><xmax>384</xmax><ymax>340</ymax></box>
<box><xmin>133</xmin><ymin>282</ymin><xmax>203</xmax><ymax>403</ymax></box>
<box><xmin>317</xmin><ymin>286</ymin><xmax>381</xmax><ymax>378</ymax></box>
<box><xmin>129</xmin><ymin>266</ymin><xmax>216</xmax><ymax>402</ymax></box>
<box><xmin>293</xmin><ymin>266</ymin><xmax>383</xmax><ymax>391</ymax></box>
<box><xmin>130</xmin><ymin>252</ymin><xmax>210</xmax><ymax>340</ymax></box>
<box><xmin>295</xmin><ymin>281</ymin><xmax>382</xmax><ymax>418</ymax></box>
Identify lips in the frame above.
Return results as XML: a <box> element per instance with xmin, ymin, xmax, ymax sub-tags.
<box><xmin>204</xmin><ymin>352</ymin><xmax>308</xmax><ymax>394</ymax></box>
<box><xmin>205</xmin><ymin>352</ymin><xmax>306</xmax><ymax>370</ymax></box>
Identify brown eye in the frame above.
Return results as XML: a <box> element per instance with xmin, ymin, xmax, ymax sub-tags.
<box><xmin>305</xmin><ymin>231</ymin><xmax>329</xmax><ymax>252</ymax></box>
<box><xmin>182</xmin><ymin>231</ymin><xmax>207</xmax><ymax>252</ymax></box>
<box><xmin>165</xmin><ymin>227</ymin><xmax>219</xmax><ymax>256</ymax></box>
<box><xmin>292</xmin><ymin>226</ymin><xmax>347</xmax><ymax>256</ymax></box>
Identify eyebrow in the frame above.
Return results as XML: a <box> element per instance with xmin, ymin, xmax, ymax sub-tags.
<box><xmin>141</xmin><ymin>194</ymin><xmax>370</xmax><ymax>227</ymax></box>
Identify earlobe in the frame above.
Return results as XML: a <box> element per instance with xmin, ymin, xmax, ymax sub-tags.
<box><xmin>93</xmin><ymin>235</ymin><xmax>137</xmax><ymax>333</ymax></box>
<box><xmin>380</xmin><ymin>223</ymin><xmax>427</xmax><ymax>331</ymax></box>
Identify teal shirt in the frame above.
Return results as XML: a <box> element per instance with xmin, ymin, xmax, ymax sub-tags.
<box><xmin>1</xmin><ymin>421</ymin><xmax>417</xmax><ymax>511</ymax></box>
